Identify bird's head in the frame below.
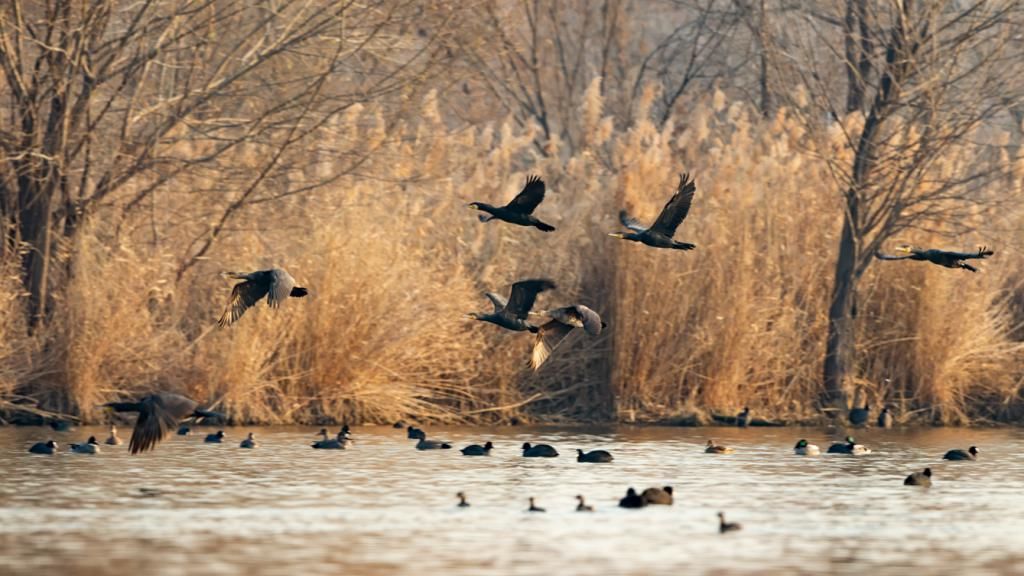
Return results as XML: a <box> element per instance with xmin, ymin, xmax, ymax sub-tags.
<box><xmin>895</xmin><ymin>244</ymin><xmax>916</xmax><ymax>253</ymax></box>
<box><xmin>465</xmin><ymin>312</ymin><xmax>482</xmax><ymax>321</ymax></box>
<box><xmin>466</xmin><ymin>202</ymin><xmax>483</xmax><ymax>211</ymax></box>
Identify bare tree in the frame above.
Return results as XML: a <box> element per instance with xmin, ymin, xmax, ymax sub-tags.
<box><xmin>0</xmin><ymin>0</ymin><xmax>452</xmax><ymax>329</ymax></box>
<box><xmin>788</xmin><ymin>0</ymin><xmax>1024</xmax><ymax>410</ymax></box>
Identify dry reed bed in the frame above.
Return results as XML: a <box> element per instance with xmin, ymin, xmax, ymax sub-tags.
<box><xmin>3</xmin><ymin>89</ymin><xmax>1023</xmax><ymax>426</ymax></box>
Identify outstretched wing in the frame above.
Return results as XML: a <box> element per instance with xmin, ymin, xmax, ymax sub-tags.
<box><xmin>531</xmin><ymin>320</ymin><xmax>575</xmax><ymax>370</ymax></box>
<box><xmin>649</xmin><ymin>173</ymin><xmax>696</xmax><ymax>237</ymax></box>
<box><xmin>944</xmin><ymin>246</ymin><xmax>995</xmax><ymax>260</ymax></box>
<box><xmin>267</xmin><ymin>268</ymin><xmax>296</xmax><ymax>308</ymax></box>
<box><xmin>484</xmin><ymin>291</ymin><xmax>508</xmax><ymax>313</ymax></box>
<box><xmin>619</xmin><ymin>210</ymin><xmax>648</xmax><ymax>233</ymax></box>
<box><xmin>128</xmin><ymin>395</ymin><xmax>195</xmax><ymax>455</ymax></box>
<box><xmin>504</xmin><ymin>278</ymin><xmax>556</xmax><ymax>319</ymax></box>
<box><xmin>505</xmin><ymin>175</ymin><xmax>546</xmax><ymax>214</ymax></box>
<box><xmin>551</xmin><ymin>304</ymin><xmax>604</xmax><ymax>336</ymax></box>
<box><xmin>874</xmin><ymin>251</ymin><xmax>915</xmax><ymax>261</ymax></box>
<box><xmin>219</xmin><ymin>280</ymin><xmax>269</xmax><ymax>327</ymax></box>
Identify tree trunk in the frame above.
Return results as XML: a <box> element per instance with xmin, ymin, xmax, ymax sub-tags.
<box><xmin>844</xmin><ymin>0</ymin><xmax>871</xmax><ymax>113</ymax></box>
<box><xmin>822</xmin><ymin>210</ymin><xmax>857</xmax><ymax>412</ymax></box>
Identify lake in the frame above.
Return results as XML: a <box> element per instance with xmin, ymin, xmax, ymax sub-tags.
<box><xmin>1</xmin><ymin>425</ymin><xmax>1021</xmax><ymax>575</ymax></box>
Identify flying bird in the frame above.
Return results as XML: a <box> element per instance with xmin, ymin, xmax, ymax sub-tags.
<box><xmin>530</xmin><ymin>304</ymin><xmax>605</xmax><ymax>370</ymax></box>
<box><xmin>218</xmin><ymin>268</ymin><xmax>308</xmax><ymax>327</ymax></box>
<box><xmin>468</xmin><ymin>175</ymin><xmax>555</xmax><ymax>232</ymax></box>
<box><xmin>875</xmin><ymin>245</ymin><xmax>994</xmax><ymax>272</ymax></box>
<box><xmin>104</xmin><ymin>392</ymin><xmax>224</xmax><ymax>454</ymax></box>
<box><xmin>467</xmin><ymin>279</ymin><xmax>556</xmax><ymax>332</ymax></box>
<box><xmin>609</xmin><ymin>173</ymin><xmax>698</xmax><ymax>250</ymax></box>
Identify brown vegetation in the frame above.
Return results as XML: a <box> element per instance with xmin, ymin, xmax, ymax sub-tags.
<box><xmin>1</xmin><ymin>1</ymin><xmax>1023</xmax><ymax>426</ymax></box>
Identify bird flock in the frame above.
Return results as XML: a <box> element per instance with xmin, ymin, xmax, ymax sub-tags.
<box><xmin>22</xmin><ymin>171</ymin><xmax>995</xmax><ymax>535</ymax></box>
<box><xmin>28</xmin><ymin>412</ymin><xmax>981</xmax><ymax>534</ymax></box>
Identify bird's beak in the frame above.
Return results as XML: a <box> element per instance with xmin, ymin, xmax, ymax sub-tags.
<box><xmin>608</xmin><ymin>233</ymin><xmax>624</xmax><ymax>239</ymax></box>
<box><xmin>465</xmin><ymin>313</ymin><xmax>476</xmax><ymax>319</ymax></box>
<box><xmin>466</xmin><ymin>203</ymin><xmax>477</xmax><ymax>210</ymax></box>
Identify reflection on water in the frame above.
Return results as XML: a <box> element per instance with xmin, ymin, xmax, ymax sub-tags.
<box><xmin>2</xmin><ymin>425</ymin><xmax>1023</xmax><ymax>575</ymax></box>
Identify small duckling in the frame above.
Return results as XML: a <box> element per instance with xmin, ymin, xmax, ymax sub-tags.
<box><xmin>943</xmin><ymin>446</ymin><xmax>978</xmax><ymax>461</ymax></box>
<box><xmin>527</xmin><ymin>497</ymin><xmax>545</xmax><ymax>513</ymax></box>
<box><xmin>70</xmin><ymin>436</ymin><xmax>101</xmax><ymax>454</ymax></box>
<box><xmin>576</xmin><ymin>449</ymin><xmax>613</xmax><ymax>463</ymax></box>
<box><xmin>521</xmin><ymin>442</ymin><xmax>559</xmax><ymax>457</ymax></box>
<box><xmin>793</xmin><ymin>439</ymin><xmax>820</xmax><ymax>456</ymax></box>
<box><xmin>177</xmin><ymin>425</ymin><xmax>191</xmax><ymax>436</ymax></box>
<box><xmin>460</xmin><ymin>441</ymin><xmax>493</xmax><ymax>456</ymax></box>
<box><xmin>456</xmin><ymin>492</ymin><xmax>470</xmax><ymax>508</ymax></box>
<box><xmin>705</xmin><ymin>440</ymin><xmax>734</xmax><ymax>454</ymax></box>
<box><xmin>736</xmin><ymin>407</ymin><xmax>750</xmax><ymax>428</ymax></box>
<box><xmin>416</xmin><ymin>436</ymin><xmax>452</xmax><ymax>450</ymax></box>
<box><xmin>641</xmin><ymin>486</ymin><xmax>674</xmax><ymax>505</ymax></box>
<box><xmin>877</xmin><ymin>406</ymin><xmax>894</xmax><ymax>428</ymax></box>
<box><xmin>239</xmin><ymin>432</ymin><xmax>258</xmax><ymax>449</ymax></box>
<box><xmin>204</xmin><ymin>430</ymin><xmax>225</xmax><ymax>443</ymax></box>
<box><xmin>104</xmin><ymin>425</ymin><xmax>122</xmax><ymax>446</ymax></box>
<box><xmin>827</xmin><ymin>436</ymin><xmax>871</xmax><ymax>455</ymax></box>
<box><xmin>575</xmin><ymin>495</ymin><xmax>594</xmax><ymax>512</ymax></box>
<box><xmin>28</xmin><ymin>440</ymin><xmax>58</xmax><ymax>454</ymax></box>
<box><xmin>618</xmin><ymin>487</ymin><xmax>646</xmax><ymax>509</ymax></box>
<box><xmin>718</xmin><ymin>512</ymin><xmax>742</xmax><ymax>533</ymax></box>
<box><xmin>904</xmin><ymin>467</ymin><xmax>932</xmax><ymax>487</ymax></box>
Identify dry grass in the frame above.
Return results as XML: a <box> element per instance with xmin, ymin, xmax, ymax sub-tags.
<box><xmin>2</xmin><ymin>87</ymin><xmax>1023</xmax><ymax>425</ymax></box>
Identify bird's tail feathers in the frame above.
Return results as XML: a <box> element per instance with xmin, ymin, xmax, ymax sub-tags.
<box><xmin>535</xmin><ymin>221</ymin><xmax>556</xmax><ymax>232</ymax></box>
<box><xmin>672</xmin><ymin>242</ymin><xmax>696</xmax><ymax>250</ymax></box>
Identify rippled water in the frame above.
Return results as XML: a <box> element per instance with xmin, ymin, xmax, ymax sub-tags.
<box><xmin>1</xmin><ymin>425</ymin><xmax>1023</xmax><ymax>576</ymax></box>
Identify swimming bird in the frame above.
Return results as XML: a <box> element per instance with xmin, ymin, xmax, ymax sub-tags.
<box><xmin>705</xmin><ymin>440</ymin><xmax>734</xmax><ymax>454</ymax></box>
<box><xmin>416</xmin><ymin>436</ymin><xmax>452</xmax><ymax>450</ymax></box>
<box><xmin>312</xmin><ymin>429</ymin><xmax>352</xmax><ymax>449</ymax></box>
<box><xmin>718</xmin><ymin>512</ymin><xmax>742</xmax><ymax>533</ymax></box>
<box><xmin>70</xmin><ymin>436</ymin><xmax>101</xmax><ymax>454</ymax></box>
<box><xmin>406</xmin><ymin>426</ymin><xmax>424</xmax><ymax>439</ymax></box>
<box><xmin>468</xmin><ymin>175</ymin><xmax>555</xmax><ymax>232</ymax></box>
<box><xmin>527</xmin><ymin>497</ymin><xmax>546</xmax><ymax>512</ymax></box>
<box><xmin>204</xmin><ymin>430</ymin><xmax>225</xmax><ymax>443</ymax></box>
<box><xmin>105</xmin><ymin>426</ymin><xmax>123</xmax><ymax>446</ymax></box>
<box><xmin>468</xmin><ymin>279</ymin><xmax>556</xmax><ymax>333</ymax></box>
<box><xmin>393</xmin><ymin>421</ymin><xmax>406</xmax><ymax>429</ymax></box>
<box><xmin>878</xmin><ymin>407</ymin><xmax>894</xmax><ymax>428</ymax></box>
<box><xmin>457</xmin><ymin>492</ymin><xmax>470</xmax><ymax>507</ymax></box>
<box><xmin>177</xmin><ymin>425</ymin><xmax>191</xmax><ymax>436</ymax></box>
<box><xmin>618</xmin><ymin>488</ymin><xmax>646</xmax><ymax>508</ymax></box>
<box><xmin>575</xmin><ymin>495</ymin><xmax>594</xmax><ymax>512</ymax></box>
<box><xmin>460</xmin><ymin>441</ymin><xmax>493</xmax><ymax>456</ymax></box>
<box><xmin>794</xmin><ymin>439</ymin><xmax>820</xmax><ymax>455</ymax></box>
<box><xmin>28</xmin><ymin>440</ymin><xmax>58</xmax><ymax>454</ymax></box>
<box><xmin>609</xmin><ymin>173</ymin><xmax>698</xmax><ymax>250</ymax></box>
<box><xmin>239</xmin><ymin>433</ymin><xmax>258</xmax><ymax>449</ymax></box>
<box><xmin>827</xmin><ymin>436</ymin><xmax>871</xmax><ymax>455</ymax></box>
<box><xmin>736</xmin><ymin>407</ymin><xmax>750</xmax><ymax>427</ymax></box>
<box><xmin>576</xmin><ymin>449</ymin><xmax>613</xmax><ymax>463</ymax></box>
<box><xmin>849</xmin><ymin>403</ymin><xmax>870</xmax><ymax>427</ymax></box>
<box><xmin>875</xmin><ymin>245</ymin><xmax>994</xmax><ymax>272</ymax></box>
<box><xmin>530</xmin><ymin>304</ymin><xmax>605</xmax><ymax>370</ymax></box>
<box><xmin>943</xmin><ymin>446</ymin><xmax>978</xmax><ymax>461</ymax></box>
<box><xmin>218</xmin><ymin>268</ymin><xmax>309</xmax><ymax>327</ymax></box>
<box><xmin>522</xmin><ymin>442</ymin><xmax>558</xmax><ymax>457</ymax></box>
<box><xmin>904</xmin><ymin>467</ymin><xmax>933</xmax><ymax>487</ymax></box>
<box><xmin>103</xmin><ymin>392</ymin><xmax>224</xmax><ymax>454</ymax></box>
<box><xmin>641</xmin><ymin>486</ymin><xmax>674</xmax><ymax>505</ymax></box>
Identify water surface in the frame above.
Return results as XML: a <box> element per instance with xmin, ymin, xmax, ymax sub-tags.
<box><xmin>1</xmin><ymin>425</ymin><xmax>1022</xmax><ymax>575</ymax></box>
